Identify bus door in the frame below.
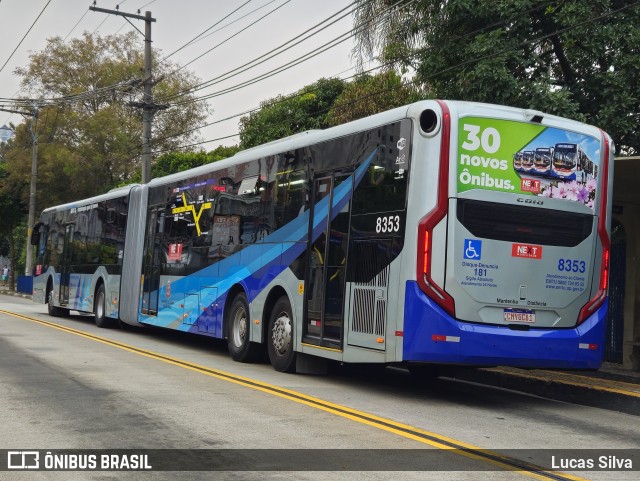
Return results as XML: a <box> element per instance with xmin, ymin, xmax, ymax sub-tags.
<box><xmin>141</xmin><ymin>207</ymin><xmax>164</xmax><ymax>315</ymax></box>
<box><xmin>58</xmin><ymin>224</ymin><xmax>73</xmax><ymax>306</ymax></box>
<box><xmin>303</xmin><ymin>172</ymin><xmax>352</xmax><ymax>348</ymax></box>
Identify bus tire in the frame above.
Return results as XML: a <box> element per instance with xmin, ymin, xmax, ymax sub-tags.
<box><xmin>226</xmin><ymin>292</ymin><xmax>261</xmax><ymax>362</ymax></box>
<box><xmin>47</xmin><ymin>289</ymin><xmax>69</xmax><ymax>317</ymax></box>
<box><xmin>267</xmin><ymin>296</ymin><xmax>296</xmax><ymax>373</ymax></box>
<box><xmin>94</xmin><ymin>284</ymin><xmax>116</xmax><ymax>328</ymax></box>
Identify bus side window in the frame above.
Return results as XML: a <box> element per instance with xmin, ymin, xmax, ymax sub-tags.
<box><xmin>275</xmin><ymin>170</ymin><xmax>307</xmax><ymax>229</ymax></box>
<box><xmin>352</xmin><ymin>164</ymin><xmax>406</xmax><ymax>215</ymax></box>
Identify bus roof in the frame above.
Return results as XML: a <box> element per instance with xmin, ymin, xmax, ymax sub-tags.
<box><xmin>41</xmin><ymin>184</ymin><xmax>140</xmax><ymax>215</ymax></box>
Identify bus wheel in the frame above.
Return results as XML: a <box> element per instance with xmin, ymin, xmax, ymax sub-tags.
<box><xmin>267</xmin><ymin>296</ymin><xmax>296</xmax><ymax>373</ymax></box>
<box><xmin>94</xmin><ymin>284</ymin><xmax>115</xmax><ymax>328</ymax></box>
<box><xmin>47</xmin><ymin>289</ymin><xmax>69</xmax><ymax>317</ymax></box>
<box><xmin>227</xmin><ymin>292</ymin><xmax>261</xmax><ymax>362</ymax></box>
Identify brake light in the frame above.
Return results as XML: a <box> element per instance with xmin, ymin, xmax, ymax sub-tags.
<box><xmin>600</xmin><ymin>249</ymin><xmax>609</xmax><ymax>291</ymax></box>
<box><xmin>577</xmin><ymin>242</ymin><xmax>609</xmax><ymax>325</ymax></box>
<box><xmin>577</xmin><ymin>131</ymin><xmax>610</xmax><ymax>325</ymax></box>
<box><xmin>416</xmin><ymin>101</ymin><xmax>455</xmax><ymax>317</ymax></box>
<box><xmin>423</xmin><ymin>231</ymin><xmax>429</xmax><ymax>273</ymax></box>
<box><xmin>419</xmin><ymin>221</ymin><xmax>455</xmax><ymax>316</ymax></box>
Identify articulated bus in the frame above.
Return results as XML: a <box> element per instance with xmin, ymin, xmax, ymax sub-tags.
<box><xmin>31</xmin><ymin>101</ymin><xmax>614</xmax><ymax>373</ymax></box>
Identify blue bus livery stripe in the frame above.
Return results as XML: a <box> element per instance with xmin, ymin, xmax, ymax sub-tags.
<box><xmin>402</xmin><ymin>281</ymin><xmax>606</xmax><ymax>369</ymax></box>
<box><xmin>68</xmin><ymin>274</ymin><xmax>91</xmax><ymax>311</ymax></box>
<box><xmin>140</xmin><ymin>149</ymin><xmax>378</xmax><ymax>332</ymax></box>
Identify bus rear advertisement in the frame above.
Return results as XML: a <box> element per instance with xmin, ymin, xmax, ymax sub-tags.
<box><xmin>31</xmin><ymin>100</ymin><xmax>614</xmax><ymax>374</ymax></box>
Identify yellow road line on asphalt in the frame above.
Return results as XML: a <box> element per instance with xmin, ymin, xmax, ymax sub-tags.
<box><xmin>1</xmin><ymin>309</ymin><xmax>589</xmax><ymax>481</ymax></box>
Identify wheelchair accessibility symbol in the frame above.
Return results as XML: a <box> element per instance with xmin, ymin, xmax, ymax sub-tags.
<box><xmin>464</xmin><ymin>239</ymin><xmax>482</xmax><ymax>260</ymax></box>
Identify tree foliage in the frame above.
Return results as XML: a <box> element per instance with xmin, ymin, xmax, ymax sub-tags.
<box><xmin>353</xmin><ymin>0</ymin><xmax>640</xmax><ymax>155</ymax></box>
<box><xmin>327</xmin><ymin>70</ymin><xmax>423</xmax><ymax>126</ymax></box>
<box><xmin>238</xmin><ymin>78</ymin><xmax>346</xmax><ymax>149</ymax></box>
<box><xmin>0</xmin><ymin>161</ymin><xmax>27</xmax><ymax>286</ymax></box>
<box><xmin>149</xmin><ymin>145</ymin><xmax>241</xmax><ymax>178</ymax></box>
<box><xmin>4</xmin><ymin>31</ymin><xmax>209</xmax><ymax>211</ymax></box>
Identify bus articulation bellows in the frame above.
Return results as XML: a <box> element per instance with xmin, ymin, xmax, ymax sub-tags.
<box><xmin>31</xmin><ymin>100</ymin><xmax>614</xmax><ymax>373</ymax></box>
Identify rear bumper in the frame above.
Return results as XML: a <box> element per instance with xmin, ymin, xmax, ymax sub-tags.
<box><xmin>403</xmin><ymin>281</ymin><xmax>606</xmax><ymax>369</ymax></box>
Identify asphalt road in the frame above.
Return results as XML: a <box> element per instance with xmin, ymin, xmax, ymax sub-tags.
<box><xmin>1</xmin><ymin>295</ymin><xmax>638</xmax><ymax>481</ymax></box>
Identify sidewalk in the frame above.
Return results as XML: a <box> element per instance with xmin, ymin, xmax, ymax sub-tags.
<box><xmin>449</xmin><ymin>364</ymin><xmax>640</xmax><ymax>415</ymax></box>
<box><xmin>0</xmin><ymin>285</ymin><xmax>32</xmax><ymax>300</ymax></box>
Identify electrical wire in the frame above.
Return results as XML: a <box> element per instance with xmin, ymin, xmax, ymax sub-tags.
<box><xmin>63</xmin><ymin>9</ymin><xmax>90</xmax><ymax>41</ymax></box>
<box><xmin>183</xmin><ymin>0</ymin><xmax>278</xmax><ymax>49</ymax></box>
<box><xmin>145</xmin><ymin>0</ymin><xmax>640</xmax><ymax>155</ymax></box>
<box><xmin>157</xmin><ymin>0</ymin><xmax>365</xmax><ymax>103</ymax></box>
<box><xmin>0</xmin><ymin>0</ymin><xmax>53</xmax><ymax>73</ymax></box>
<box><xmin>163</xmin><ymin>0</ymin><xmax>294</xmax><ymax>77</ymax></box>
<box><xmin>160</xmin><ymin>0</ymin><xmax>255</xmax><ymax>62</ymax></box>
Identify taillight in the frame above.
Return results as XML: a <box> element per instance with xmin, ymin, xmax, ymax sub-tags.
<box><xmin>422</xmin><ymin>231</ymin><xmax>429</xmax><ymax>273</ymax></box>
<box><xmin>416</xmin><ymin>101</ymin><xmax>455</xmax><ymax>317</ymax></box>
<box><xmin>418</xmin><ymin>221</ymin><xmax>455</xmax><ymax>316</ymax></box>
<box><xmin>577</xmin><ymin>242</ymin><xmax>609</xmax><ymax>325</ymax></box>
<box><xmin>577</xmin><ymin>131</ymin><xmax>610</xmax><ymax>325</ymax></box>
<box><xmin>600</xmin><ymin>249</ymin><xmax>610</xmax><ymax>291</ymax></box>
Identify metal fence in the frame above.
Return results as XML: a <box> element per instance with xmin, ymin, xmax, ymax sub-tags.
<box><xmin>605</xmin><ymin>220</ymin><xmax>626</xmax><ymax>363</ymax></box>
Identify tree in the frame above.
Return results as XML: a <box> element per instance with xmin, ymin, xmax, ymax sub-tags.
<box><xmin>353</xmin><ymin>0</ymin><xmax>640</xmax><ymax>155</ymax></box>
<box><xmin>0</xmin><ymin>238</ymin><xmax>8</xmax><ymax>257</ymax></box>
<box><xmin>4</xmin><ymin>31</ymin><xmax>209</xmax><ymax>211</ymax></box>
<box><xmin>327</xmin><ymin>70</ymin><xmax>423</xmax><ymax>126</ymax></box>
<box><xmin>116</xmin><ymin>145</ymin><xmax>241</xmax><ymax>183</ymax></box>
<box><xmin>238</xmin><ymin>78</ymin><xmax>346</xmax><ymax>149</ymax></box>
<box><xmin>0</xmin><ymin>162</ymin><xmax>27</xmax><ymax>287</ymax></box>
<box><xmin>149</xmin><ymin>145</ymin><xmax>241</xmax><ymax>178</ymax></box>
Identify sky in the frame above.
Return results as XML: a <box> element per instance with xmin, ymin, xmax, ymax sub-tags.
<box><xmin>0</xmin><ymin>0</ymin><xmax>363</xmax><ymax>147</ymax></box>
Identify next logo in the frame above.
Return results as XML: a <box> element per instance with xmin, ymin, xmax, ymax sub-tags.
<box><xmin>512</xmin><ymin>243</ymin><xmax>543</xmax><ymax>259</ymax></box>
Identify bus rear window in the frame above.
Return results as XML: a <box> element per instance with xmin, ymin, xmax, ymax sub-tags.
<box><xmin>456</xmin><ymin>199</ymin><xmax>592</xmax><ymax>247</ymax></box>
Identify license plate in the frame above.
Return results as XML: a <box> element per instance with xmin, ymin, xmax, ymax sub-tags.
<box><xmin>504</xmin><ymin>308</ymin><xmax>535</xmax><ymax>323</ymax></box>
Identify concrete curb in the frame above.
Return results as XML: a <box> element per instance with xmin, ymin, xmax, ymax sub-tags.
<box><xmin>0</xmin><ymin>289</ymin><xmax>32</xmax><ymax>300</ymax></box>
<box><xmin>448</xmin><ymin>367</ymin><xmax>640</xmax><ymax>416</ymax></box>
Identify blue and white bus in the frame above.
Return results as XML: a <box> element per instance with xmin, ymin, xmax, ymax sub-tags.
<box><xmin>533</xmin><ymin>147</ymin><xmax>553</xmax><ymax>176</ymax></box>
<box><xmin>552</xmin><ymin>142</ymin><xmax>592</xmax><ymax>181</ymax></box>
<box><xmin>31</xmin><ymin>100</ymin><xmax>614</xmax><ymax>373</ymax></box>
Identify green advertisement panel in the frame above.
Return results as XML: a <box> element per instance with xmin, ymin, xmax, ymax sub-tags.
<box><xmin>457</xmin><ymin>117</ymin><xmax>601</xmax><ymax>209</ymax></box>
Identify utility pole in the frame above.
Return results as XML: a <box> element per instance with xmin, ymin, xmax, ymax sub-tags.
<box><xmin>26</xmin><ymin>105</ymin><xmax>39</xmax><ymax>276</ymax></box>
<box><xmin>89</xmin><ymin>5</ymin><xmax>167</xmax><ymax>183</ymax></box>
<box><xmin>0</xmin><ymin>105</ymin><xmax>39</xmax><ymax>276</ymax></box>
<box><xmin>142</xmin><ymin>11</ymin><xmax>153</xmax><ymax>184</ymax></box>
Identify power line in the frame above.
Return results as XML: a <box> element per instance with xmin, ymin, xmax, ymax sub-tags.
<box><xmin>0</xmin><ymin>0</ymin><xmax>53</xmax><ymax>73</ymax></box>
<box><xmin>147</xmin><ymin>0</ymin><xmax>640</xmax><ymax>156</ymax></box>
<box><xmin>4</xmin><ymin>1</ymin><xmax>368</xmax><ymax>127</ymax></box>
<box><xmin>150</xmin><ymin>61</ymin><xmax>386</xmax><ymax>146</ymax></box>
<box><xmin>157</xmin><ymin>0</ymin><xmax>370</xmax><ymax>103</ymax></box>
<box><xmin>160</xmin><ymin>0</ymin><xmax>255</xmax><ymax>62</ymax></box>
<box><xmin>111</xmin><ymin>0</ymin><xmax>156</xmax><ymax>35</ymax></box>
<box><xmin>0</xmin><ymin>0</ymin><xmax>538</xmax><ymax>121</ymax></box>
<box><xmin>11</xmin><ymin>0</ymin><xmax>638</xmax><ymax>165</ymax></box>
<box><xmin>92</xmin><ymin>1</ymin><xmax>131</xmax><ymax>35</ymax></box>
<box><xmin>165</xmin><ymin>0</ymin><xmax>295</xmax><ymax>78</ymax></box>
<box><xmin>182</xmin><ymin>0</ymin><xmax>278</xmax><ymax>50</ymax></box>
<box><xmin>14</xmin><ymin>0</ymin><xmax>639</xmax><ymax>175</ymax></box>
<box><xmin>137</xmin><ymin>0</ymin><xmax>158</xmax><ymax>11</ymax></box>
<box><xmin>160</xmin><ymin>0</ymin><xmax>403</xmax><ymax>105</ymax></box>
<box><xmin>157</xmin><ymin>0</ymin><xmax>562</xmax><ymax>111</ymax></box>
<box><xmin>63</xmin><ymin>9</ymin><xmax>90</xmax><ymax>41</ymax></box>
